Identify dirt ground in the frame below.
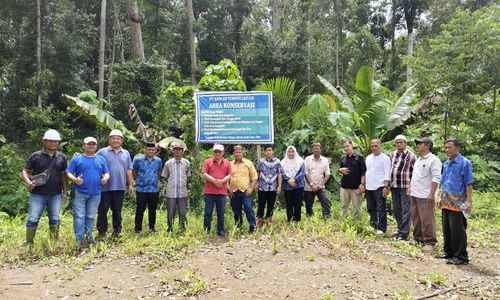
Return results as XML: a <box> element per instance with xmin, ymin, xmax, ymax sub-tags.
<box><xmin>1</xmin><ymin>234</ymin><xmax>498</xmax><ymax>300</ymax></box>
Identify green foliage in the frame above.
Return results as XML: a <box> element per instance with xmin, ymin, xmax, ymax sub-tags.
<box><xmin>198</xmin><ymin>59</ymin><xmax>247</xmax><ymax>91</ymax></box>
<box><xmin>0</xmin><ymin>144</ymin><xmax>29</xmax><ymax>216</ymax></box>
<box><xmin>318</xmin><ymin>66</ymin><xmax>417</xmax><ymax>154</ymax></box>
<box><xmin>256</xmin><ymin>76</ymin><xmax>306</xmax><ymax>138</ymax></box>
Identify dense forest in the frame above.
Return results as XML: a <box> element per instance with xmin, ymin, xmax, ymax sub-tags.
<box><xmin>0</xmin><ymin>0</ymin><xmax>498</xmax><ymax>216</ymax></box>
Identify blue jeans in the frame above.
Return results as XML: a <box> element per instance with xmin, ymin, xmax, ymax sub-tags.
<box><xmin>26</xmin><ymin>193</ymin><xmax>62</xmax><ymax>228</ymax></box>
<box><xmin>230</xmin><ymin>190</ymin><xmax>256</xmax><ymax>229</ymax></box>
<box><xmin>204</xmin><ymin>194</ymin><xmax>226</xmax><ymax>233</ymax></box>
<box><xmin>366</xmin><ymin>188</ymin><xmax>387</xmax><ymax>232</ymax></box>
<box><xmin>73</xmin><ymin>191</ymin><xmax>101</xmax><ymax>243</ymax></box>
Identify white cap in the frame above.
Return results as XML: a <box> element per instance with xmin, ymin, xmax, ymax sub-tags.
<box><xmin>394</xmin><ymin>134</ymin><xmax>407</xmax><ymax>142</ymax></box>
<box><xmin>43</xmin><ymin>129</ymin><xmax>61</xmax><ymax>141</ymax></box>
<box><xmin>109</xmin><ymin>129</ymin><xmax>124</xmax><ymax>138</ymax></box>
<box><xmin>213</xmin><ymin>144</ymin><xmax>224</xmax><ymax>151</ymax></box>
<box><xmin>83</xmin><ymin>137</ymin><xmax>97</xmax><ymax>144</ymax></box>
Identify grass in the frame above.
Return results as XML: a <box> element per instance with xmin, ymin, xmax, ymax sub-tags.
<box><xmin>0</xmin><ymin>191</ymin><xmax>498</xmax><ymax>271</ymax></box>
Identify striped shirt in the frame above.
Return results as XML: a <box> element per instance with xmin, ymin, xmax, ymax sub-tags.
<box><xmin>161</xmin><ymin>157</ymin><xmax>191</xmax><ymax>198</ymax></box>
<box><xmin>390</xmin><ymin>149</ymin><xmax>416</xmax><ymax>188</ymax></box>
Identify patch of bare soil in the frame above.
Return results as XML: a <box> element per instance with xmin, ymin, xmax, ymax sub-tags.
<box><xmin>0</xmin><ymin>234</ymin><xmax>498</xmax><ymax>299</ymax></box>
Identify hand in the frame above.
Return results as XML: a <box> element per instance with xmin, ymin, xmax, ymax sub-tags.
<box><xmin>382</xmin><ymin>187</ymin><xmax>389</xmax><ymax>197</ymax></box>
<box><xmin>62</xmin><ymin>193</ymin><xmax>68</xmax><ymax>203</ymax></box>
<box><xmin>127</xmin><ymin>185</ymin><xmax>133</xmax><ymax>195</ymax></box>
<box><xmin>339</xmin><ymin>167</ymin><xmax>350</xmax><ymax>175</ymax></box>
<box><xmin>406</xmin><ymin>187</ymin><xmax>411</xmax><ymax>196</ymax></box>
<box><xmin>288</xmin><ymin>179</ymin><xmax>296</xmax><ymax>187</ymax></box>
<box><xmin>435</xmin><ymin>198</ymin><xmax>442</xmax><ymax>208</ymax></box>
<box><xmin>359</xmin><ymin>184</ymin><xmax>365</xmax><ymax>193</ymax></box>
<box><xmin>26</xmin><ymin>180</ymin><xmax>36</xmax><ymax>191</ymax></box>
<box><xmin>100</xmin><ymin>175</ymin><xmax>108</xmax><ymax>185</ymax></box>
<box><xmin>464</xmin><ymin>201</ymin><xmax>472</xmax><ymax>213</ymax></box>
<box><xmin>277</xmin><ymin>187</ymin><xmax>282</xmax><ymax>195</ymax></box>
<box><xmin>74</xmin><ymin>174</ymin><xmax>84</xmax><ymax>185</ymax></box>
<box><xmin>245</xmin><ymin>188</ymin><xmax>253</xmax><ymax>196</ymax></box>
<box><xmin>426</xmin><ymin>194</ymin><xmax>435</xmax><ymax>205</ymax></box>
<box><xmin>214</xmin><ymin>180</ymin><xmax>223</xmax><ymax>188</ymax></box>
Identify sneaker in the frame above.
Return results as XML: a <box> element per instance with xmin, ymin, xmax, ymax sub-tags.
<box><xmin>134</xmin><ymin>230</ymin><xmax>141</xmax><ymax>236</ymax></box>
<box><xmin>111</xmin><ymin>231</ymin><xmax>122</xmax><ymax>238</ymax></box>
<box><xmin>446</xmin><ymin>257</ymin><xmax>468</xmax><ymax>265</ymax></box>
<box><xmin>149</xmin><ymin>228</ymin><xmax>157</xmax><ymax>233</ymax></box>
<box><xmin>96</xmin><ymin>233</ymin><xmax>106</xmax><ymax>242</ymax></box>
<box><xmin>217</xmin><ymin>231</ymin><xmax>225</xmax><ymax>237</ymax></box>
<box><xmin>391</xmin><ymin>232</ymin><xmax>400</xmax><ymax>238</ymax></box>
<box><xmin>376</xmin><ymin>230</ymin><xmax>384</xmax><ymax>235</ymax></box>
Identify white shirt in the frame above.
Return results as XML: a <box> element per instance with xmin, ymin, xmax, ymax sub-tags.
<box><xmin>304</xmin><ymin>155</ymin><xmax>331</xmax><ymax>191</ymax></box>
<box><xmin>410</xmin><ymin>152</ymin><xmax>442</xmax><ymax>199</ymax></box>
<box><xmin>365</xmin><ymin>153</ymin><xmax>391</xmax><ymax>191</ymax></box>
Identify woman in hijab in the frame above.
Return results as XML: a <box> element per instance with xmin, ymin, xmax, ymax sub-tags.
<box><xmin>282</xmin><ymin>146</ymin><xmax>305</xmax><ymax>222</ymax></box>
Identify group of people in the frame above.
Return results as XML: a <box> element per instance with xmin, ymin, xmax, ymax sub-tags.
<box><xmin>22</xmin><ymin>130</ymin><xmax>473</xmax><ymax>266</ymax></box>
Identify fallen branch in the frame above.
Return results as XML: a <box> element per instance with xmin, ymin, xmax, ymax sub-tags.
<box><xmin>413</xmin><ymin>287</ymin><xmax>456</xmax><ymax>300</ymax></box>
<box><xmin>11</xmin><ymin>282</ymin><xmax>33</xmax><ymax>285</ymax></box>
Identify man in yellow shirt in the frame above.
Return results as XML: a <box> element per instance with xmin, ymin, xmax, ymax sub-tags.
<box><xmin>229</xmin><ymin>145</ymin><xmax>258</xmax><ymax>232</ymax></box>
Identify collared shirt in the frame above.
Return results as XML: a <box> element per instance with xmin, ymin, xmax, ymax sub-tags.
<box><xmin>339</xmin><ymin>153</ymin><xmax>366</xmax><ymax>189</ymax></box>
<box><xmin>304</xmin><ymin>155</ymin><xmax>331</xmax><ymax>191</ymax></box>
<box><xmin>256</xmin><ymin>157</ymin><xmax>283</xmax><ymax>191</ymax></box>
<box><xmin>66</xmin><ymin>154</ymin><xmax>109</xmax><ymax>196</ymax></box>
<box><xmin>230</xmin><ymin>158</ymin><xmax>258</xmax><ymax>192</ymax></box>
<box><xmin>162</xmin><ymin>157</ymin><xmax>191</xmax><ymax>198</ymax></box>
<box><xmin>133</xmin><ymin>155</ymin><xmax>163</xmax><ymax>193</ymax></box>
<box><xmin>202</xmin><ymin>157</ymin><xmax>232</xmax><ymax>195</ymax></box>
<box><xmin>409</xmin><ymin>152</ymin><xmax>442</xmax><ymax>199</ymax></box>
<box><xmin>365</xmin><ymin>153</ymin><xmax>391</xmax><ymax>191</ymax></box>
<box><xmin>441</xmin><ymin>154</ymin><xmax>473</xmax><ymax>211</ymax></box>
<box><xmin>97</xmin><ymin>146</ymin><xmax>132</xmax><ymax>192</ymax></box>
<box><xmin>390</xmin><ymin>149</ymin><xmax>416</xmax><ymax>188</ymax></box>
<box><xmin>25</xmin><ymin>149</ymin><xmax>67</xmax><ymax>195</ymax></box>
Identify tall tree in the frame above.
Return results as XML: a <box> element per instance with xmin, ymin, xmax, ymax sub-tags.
<box><xmin>36</xmin><ymin>0</ymin><xmax>42</xmax><ymax>109</ymax></box>
<box><xmin>128</xmin><ymin>1</ymin><xmax>145</xmax><ymax>61</ymax></box>
<box><xmin>185</xmin><ymin>0</ymin><xmax>197</xmax><ymax>84</ymax></box>
<box><xmin>98</xmin><ymin>0</ymin><xmax>107</xmax><ymax>99</ymax></box>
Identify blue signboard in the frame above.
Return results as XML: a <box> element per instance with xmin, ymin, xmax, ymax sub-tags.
<box><xmin>195</xmin><ymin>91</ymin><xmax>274</xmax><ymax>143</ymax></box>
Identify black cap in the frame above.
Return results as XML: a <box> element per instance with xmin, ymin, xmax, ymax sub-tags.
<box><xmin>415</xmin><ymin>137</ymin><xmax>433</xmax><ymax>147</ymax></box>
<box><xmin>145</xmin><ymin>142</ymin><xmax>156</xmax><ymax>148</ymax></box>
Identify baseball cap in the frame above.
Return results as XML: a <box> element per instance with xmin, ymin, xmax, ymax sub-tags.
<box><xmin>172</xmin><ymin>142</ymin><xmax>185</xmax><ymax>150</ymax></box>
<box><xmin>213</xmin><ymin>144</ymin><xmax>224</xmax><ymax>151</ymax></box>
<box><xmin>83</xmin><ymin>137</ymin><xmax>97</xmax><ymax>144</ymax></box>
<box><xmin>394</xmin><ymin>134</ymin><xmax>407</xmax><ymax>142</ymax></box>
<box><xmin>415</xmin><ymin>137</ymin><xmax>433</xmax><ymax>146</ymax></box>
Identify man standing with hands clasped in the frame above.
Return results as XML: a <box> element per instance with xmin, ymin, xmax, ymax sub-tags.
<box><xmin>66</xmin><ymin>137</ymin><xmax>109</xmax><ymax>246</ymax></box>
<box><xmin>338</xmin><ymin>140</ymin><xmax>366</xmax><ymax>218</ymax></box>
<box><xmin>97</xmin><ymin>129</ymin><xmax>133</xmax><ymax>239</ymax></box>
<box><xmin>364</xmin><ymin>139</ymin><xmax>391</xmax><ymax>234</ymax></box>
<box><xmin>304</xmin><ymin>143</ymin><xmax>331</xmax><ymax>219</ymax></box>
<box><xmin>22</xmin><ymin>129</ymin><xmax>68</xmax><ymax>250</ymax></box>
<box><xmin>437</xmin><ymin>138</ymin><xmax>473</xmax><ymax>265</ymax></box>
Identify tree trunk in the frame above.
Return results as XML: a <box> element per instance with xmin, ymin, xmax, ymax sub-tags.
<box><xmin>403</xmin><ymin>0</ymin><xmax>416</xmax><ymax>86</ymax></box>
<box><xmin>389</xmin><ymin>0</ymin><xmax>398</xmax><ymax>90</ymax></box>
<box><xmin>271</xmin><ymin>0</ymin><xmax>280</xmax><ymax>33</ymax></box>
<box><xmin>185</xmin><ymin>0</ymin><xmax>197</xmax><ymax>85</ymax></box>
<box><xmin>36</xmin><ymin>0</ymin><xmax>42</xmax><ymax>109</ymax></box>
<box><xmin>128</xmin><ymin>1</ymin><xmax>145</xmax><ymax>61</ymax></box>
<box><xmin>98</xmin><ymin>0</ymin><xmax>107</xmax><ymax>100</ymax></box>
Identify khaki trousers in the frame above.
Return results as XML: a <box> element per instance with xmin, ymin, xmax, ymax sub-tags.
<box><xmin>410</xmin><ymin>196</ymin><xmax>437</xmax><ymax>245</ymax></box>
<box><xmin>340</xmin><ymin>188</ymin><xmax>362</xmax><ymax>218</ymax></box>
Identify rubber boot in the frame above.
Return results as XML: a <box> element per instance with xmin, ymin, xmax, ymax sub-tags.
<box><xmin>26</xmin><ymin>227</ymin><xmax>37</xmax><ymax>251</ymax></box>
<box><xmin>256</xmin><ymin>217</ymin><xmax>264</xmax><ymax>228</ymax></box>
<box><xmin>266</xmin><ymin>216</ymin><xmax>273</xmax><ymax>226</ymax></box>
<box><xmin>49</xmin><ymin>224</ymin><xmax>60</xmax><ymax>242</ymax></box>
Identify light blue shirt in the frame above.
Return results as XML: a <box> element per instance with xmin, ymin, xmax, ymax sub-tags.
<box><xmin>97</xmin><ymin>146</ymin><xmax>132</xmax><ymax>192</ymax></box>
<box><xmin>441</xmin><ymin>154</ymin><xmax>473</xmax><ymax>207</ymax></box>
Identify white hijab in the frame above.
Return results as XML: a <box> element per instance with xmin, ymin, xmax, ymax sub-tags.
<box><xmin>282</xmin><ymin>146</ymin><xmax>304</xmax><ymax>178</ymax></box>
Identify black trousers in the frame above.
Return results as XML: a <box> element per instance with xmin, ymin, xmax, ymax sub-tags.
<box><xmin>303</xmin><ymin>189</ymin><xmax>331</xmax><ymax>218</ymax></box>
<box><xmin>135</xmin><ymin>192</ymin><xmax>159</xmax><ymax>231</ymax></box>
<box><xmin>442</xmin><ymin>209</ymin><xmax>468</xmax><ymax>261</ymax></box>
<box><xmin>257</xmin><ymin>191</ymin><xmax>277</xmax><ymax>218</ymax></box>
<box><xmin>97</xmin><ymin>190</ymin><xmax>125</xmax><ymax>234</ymax></box>
<box><xmin>284</xmin><ymin>188</ymin><xmax>303</xmax><ymax>222</ymax></box>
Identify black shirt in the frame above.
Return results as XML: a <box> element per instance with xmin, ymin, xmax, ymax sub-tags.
<box><xmin>25</xmin><ymin>150</ymin><xmax>67</xmax><ymax>195</ymax></box>
<box><xmin>340</xmin><ymin>153</ymin><xmax>366</xmax><ymax>189</ymax></box>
